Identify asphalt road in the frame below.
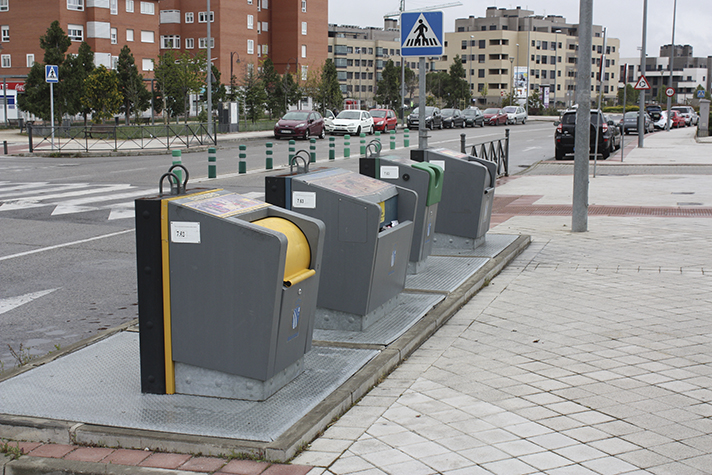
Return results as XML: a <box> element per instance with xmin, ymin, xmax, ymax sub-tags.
<box><xmin>0</xmin><ymin>121</ymin><xmax>554</xmax><ymax>371</ymax></box>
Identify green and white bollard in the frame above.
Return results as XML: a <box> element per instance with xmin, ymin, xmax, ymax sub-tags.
<box><xmin>329</xmin><ymin>136</ymin><xmax>335</xmax><ymax>160</ymax></box>
<box><xmin>289</xmin><ymin>140</ymin><xmax>296</xmax><ymax>165</ymax></box>
<box><xmin>360</xmin><ymin>132</ymin><xmax>366</xmax><ymax>157</ymax></box>
<box><xmin>390</xmin><ymin>130</ymin><xmax>396</xmax><ymax>150</ymax></box>
<box><xmin>265</xmin><ymin>142</ymin><xmax>273</xmax><ymax>169</ymax></box>
<box><xmin>344</xmin><ymin>135</ymin><xmax>350</xmax><ymax>158</ymax></box>
<box><xmin>208</xmin><ymin>147</ymin><xmax>217</xmax><ymax>178</ymax></box>
<box><xmin>238</xmin><ymin>144</ymin><xmax>247</xmax><ymax>174</ymax></box>
<box><xmin>310</xmin><ymin>137</ymin><xmax>316</xmax><ymax>163</ymax></box>
<box><xmin>404</xmin><ymin>128</ymin><xmax>410</xmax><ymax>148</ymax></box>
<box><xmin>172</xmin><ymin>149</ymin><xmax>182</xmax><ymax>182</ymax></box>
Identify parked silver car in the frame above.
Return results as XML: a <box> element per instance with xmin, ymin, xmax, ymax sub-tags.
<box><xmin>502</xmin><ymin>105</ymin><xmax>528</xmax><ymax>125</ymax></box>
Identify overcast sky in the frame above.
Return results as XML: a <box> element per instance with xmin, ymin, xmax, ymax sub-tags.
<box><xmin>329</xmin><ymin>0</ymin><xmax>712</xmax><ymax>60</ymax></box>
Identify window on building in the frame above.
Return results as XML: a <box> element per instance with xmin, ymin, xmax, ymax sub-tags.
<box><xmin>140</xmin><ymin>1</ymin><xmax>154</xmax><ymax>14</ymax></box>
<box><xmin>142</xmin><ymin>58</ymin><xmax>153</xmax><ymax>71</ymax></box>
<box><xmin>140</xmin><ymin>30</ymin><xmax>154</xmax><ymax>43</ymax></box>
<box><xmin>126</xmin><ymin>29</ymin><xmax>134</xmax><ymax>41</ymax></box>
<box><xmin>111</xmin><ymin>27</ymin><xmax>117</xmax><ymax>44</ymax></box>
<box><xmin>198</xmin><ymin>11</ymin><xmax>214</xmax><ymax>22</ymax></box>
<box><xmin>301</xmin><ymin>0</ymin><xmax>306</xmax><ymax>12</ymax></box>
<box><xmin>478</xmin><ymin>54</ymin><xmax>485</xmax><ymax>63</ymax></box>
<box><xmin>67</xmin><ymin>0</ymin><xmax>83</xmax><ymax>10</ymax></box>
<box><xmin>479</xmin><ymin>40</ymin><xmax>485</xmax><ymax>49</ymax></box>
<box><xmin>185</xmin><ymin>12</ymin><xmax>193</xmax><ymax>23</ymax></box>
<box><xmin>262</xmin><ymin>22</ymin><xmax>268</xmax><ymax>31</ymax></box>
<box><xmin>1</xmin><ymin>25</ymin><xmax>7</xmax><ymax>42</ymax></box>
<box><xmin>247</xmin><ymin>15</ymin><xmax>253</xmax><ymax>29</ymax></box>
<box><xmin>198</xmin><ymin>37</ymin><xmax>214</xmax><ymax>48</ymax></box>
<box><xmin>261</xmin><ymin>0</ymin><xmax>268</xmax><ymax>8</ymax></box>
<box><xmin>26</xmin><ymin>54</ymin><xmax>34</xmax><ymax>67</ymax></box>
<box><xmin>301</xmin><ymin>44</ymin><xmax>306</xmax><ymax>58</ymax></box>
<box><xmin>0</xmin><ymin>0</ymin><xmax>7</xmax><ymax>11</ymax></box>
<box><xmin>1</xmin><ymin>54</ymin><xmax>10</xmax><ymax>68</ymax></box>
<box><xmin>161</xmin><ymin>35</ymin><xmax>179</xmax><ymax>49</ymax></box>
<box><xmin>461</xmin><ymin>40</ymin><xmax>467</xmax><ymax>50</ymax></box>
<box><xmin>68</xmin><ymin>24</ymin><xmax>83</xmax><ymax>41</ymax></box>
<box><xmin>335</xmin><ymin>45</ymin><xmax>347</xmax><ymax>55</ymax></box>
<box><xmin>247</xmin><ymin>0</ymin><xmax>252</xmax><ymax>3</ymax></box>
<box><xmin>126</xmin><ymin>0</ymin><xmax>133</xmax><ymax>12</ymax></box>
<box><xmin>247</xmin><ymin>39</ymin><xmax>254</xmax><ymax>54</ymax></box>
<box><xmin>185</xmin><ymin>37</ymin><xmax>194</xmax><ymax>49</ymax></box>
<box><xmin>110</xmin><ymin>0</ymin><xmax>117</xmax><ymax>14</ymax></box>
<box><xmin>301</xmin><ymin>21</ymin><xmax>307</xmax><ymax>35</ymax></box>
<box><xmin>335</xmin><ymin>58</ymin><xmax>347</xmax><ymax>68</ymax></box>
<box><xmin>478</xmin><ymin>69</ymin><xmax>484</xmax><ymax>78</ymax></box>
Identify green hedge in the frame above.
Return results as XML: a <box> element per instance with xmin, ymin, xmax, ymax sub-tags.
<box><xmin>603</xmin><ymin>105</ymin><xmax>640</xmax><ymax>113</ymax></box>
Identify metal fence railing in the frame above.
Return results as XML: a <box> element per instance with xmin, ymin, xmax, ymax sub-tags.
<box><xmin>27</xmin><ymin>123</ymin><xmax>217</xmax><ymax>153</ymax></box>
<box><xmin>460</xmin><ymin>129</ymin><xmax>510</xmax><ymax>177</ymax></box>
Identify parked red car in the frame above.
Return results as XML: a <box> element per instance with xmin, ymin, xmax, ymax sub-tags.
<box><xmin>483</xmin><ymin>108</ymin><xmax>508</xmax><ymax>126</ymax></box>
<box><xmin>669</xmin><ymin>110</ymin><xmax>686</xmax><ymax>128</ymax></box>
<box><xmin>274</xmin><ymin>110</ymin><xmax>326</xmax><ymax>140</ymax></box>
<box><xmin>370</xmin><ymin>109</ymin><xmax>398</xmax><ymax>132</ymax></box>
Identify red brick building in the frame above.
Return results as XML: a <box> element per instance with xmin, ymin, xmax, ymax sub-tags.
<box><xmin>158</xmin><ymin>0</ymin><xmax>328</xmax><ymax>81</ymax></box>
<box><xmin>0</xmin><ymin>0</ymin><xmax>160</xmax><ymax>76</ymax></box>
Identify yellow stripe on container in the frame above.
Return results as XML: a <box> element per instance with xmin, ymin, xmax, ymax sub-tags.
<box><xmin>252</xmin><ymin>217</ymin><xmax>313</xmax><ymax>286</ymax></box>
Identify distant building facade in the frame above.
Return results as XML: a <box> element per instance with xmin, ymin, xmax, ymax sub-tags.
<box><xmin>621</xmin><ymin>44</ymin><xmax>711</xmax><ymax>104</ymax></box>
<box><xmin>433</xmin><ymin>6</ymin><xmax>620</xmax><ymax>107</ymax></box>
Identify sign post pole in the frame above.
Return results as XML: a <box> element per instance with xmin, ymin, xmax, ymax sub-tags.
<box><xmin>400</xmin><ymin>11</ymin><xmax>443</xmax><ymax>152</ymax></box>
<box><xmin>45</xmin><ymin>65</ymin><xmax>59</xmax><ymax>152</ymax></box>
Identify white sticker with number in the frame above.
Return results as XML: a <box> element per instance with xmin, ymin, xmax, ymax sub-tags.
<box><xmin>380</xmin><ymin>166</ymin><xmax>400</xmax><ymax>180</ymax></box>
<box><xmin>431</xmin><ymin>160</ymin><xmax>445</xmax><ymax>171</ymax></box>
<box><xmin>293</xmin><ymin>191</ymin><xmax>316</xmax><ymax>208</ymax></box>
<box><xmin>171</xmin><ymin>221</ymin><xmax>201</xmax><ymax>244</ymax></box>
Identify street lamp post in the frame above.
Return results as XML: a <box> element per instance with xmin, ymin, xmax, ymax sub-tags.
<box><xmin>516</xmin><ymin>43</ymin><xmax>519</xmax><ymax>104</ymax></box>
<box><xmin>509</xmin><ymin>56</ymin><xmax>514</xmax><ymax>103</ymax></box>
<box><xmin>469</xmin><ymin>35</ymin><xmax>473</xmax><ymax>108</ymax></box>
<box><xmin>206</xmin><ymin>0</ymin><xmax>212</xmax><ymax>136</ymax></box>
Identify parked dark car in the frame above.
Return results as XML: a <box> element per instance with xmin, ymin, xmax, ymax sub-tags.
<box><xmin>407</xmin><ymin>107</ymin><xmax>443</xmax><ymax>130</ymax></box>
<box><xmin>483</xmin><ymin>108</ymin><xmax>508</xmax><ymax>126</ymax></box>
<box><xmin>274</xmin><ymin>110</ymin><xmax>325</xmax><ymax>140</ymax></box>
<box><xmin>554</xmin><ymin>109</ymin><xmax>615</xmax><ymax>160</ymax></box>
<box><xmin>462</xmin><ymin>107</ymin><xmax>484</xmax><ymax>127</ymax></box>
<box><xmin>645</xmin><ymin>104</ymin><xmax>662</xmax><ymax>122</ymax></box>
<box><xmin>370</xmin><ymin>108</ymin><xmax>398</xmax><ymax>132</ymax></box>
<box><xmin>441</xmin><ymin>108</ymin><xmax>466</xmax><ymax>128</ymax></box>
<box><xmin>620</xmin><ymin>111</ymin><xmax>654</xmax><ymax>135</ymax></box>
<box><xmin>606</xmin><ymin>114</ymin><xmax>622</xmax><ymax>153</ymax></box>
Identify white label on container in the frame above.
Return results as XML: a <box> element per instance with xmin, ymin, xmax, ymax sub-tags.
<box><xmin>431</xmin><ymin>160</ymin><xmax>445</xmax><ymax>171</ymax></box>
<box><xmin>293</xmin><ymin>191</ymin><xmax>316</xmax><ymax>208</ymax></box>
<box><xmin>380</xmin><ymin>166</ymin><xmax>400</xmax><ymax>180</ymax></box>
<box><xmin>171</xmin><ymin>221</ymin><xmax>201</xmax><ymax>244</ymax></box>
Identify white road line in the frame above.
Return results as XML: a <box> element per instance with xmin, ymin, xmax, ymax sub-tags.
<box><xmin>0</xmin><ymin>229</ymin><xmax>135</xmax><ymax>262</ymax></box>
<box><xmin>0</xmin><ymin>184</ymin><xmax>134</xmax><ymax>204</ymax></box>
<box><xmin>0</xmin><ymin>289</ymin><xmax>59</xmax><ymax>315</ymax></box>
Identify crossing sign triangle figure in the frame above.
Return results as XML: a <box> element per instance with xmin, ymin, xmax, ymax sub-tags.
<box><xmin>401</xmin><ymin>11</ymin><xmax>443</xmax><ymax>57</ymax></box>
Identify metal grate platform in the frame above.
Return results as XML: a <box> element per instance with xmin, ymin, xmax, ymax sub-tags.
<box><xmin>405</xmin><ymin>256</ymin><xmax>488</xmax><ymax>293</ymax></box>
<box><xmin>0</xmin><ymin>332</ymin><xmax>378</xmax><ymax>442</ymax></box>
<box><xmin>430</xmin><ymin>233</ymin><xmax>520</xmax><ymax>257</ymax></box>
<box><xmin>314</xmin><ymin>293</ymin><xmax>444</xmax><ymax>346</ymax></box>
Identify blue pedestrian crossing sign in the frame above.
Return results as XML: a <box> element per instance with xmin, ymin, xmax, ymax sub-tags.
<box><xmin>697</xmin><ymin>89</ymin><xmax>705</xmax><ymax>98</ymax></box>
<box><xmin>401</xmin><ymin>11</ymin><xmax>443</xmax><ymax>57</ymax></box>
<box><xmin>45</xmin><ymin>65</ymin><xmax>59</xmax><ymax>83</ymax></box>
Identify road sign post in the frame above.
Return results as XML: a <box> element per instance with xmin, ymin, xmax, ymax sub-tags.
<box><xmin>45</xmin><ymin>65</ymin><xmax>59</xmax><ymax>151</ymax></box>
<box><xmin>665</xmin><ymin>87</ymin><xmax>675</xmax><ymax>131</ymax></box>
<box><xmin>634</xmin><ymin>74</ymin><xmax>651</xmax><ymax>147</ymax></box>
<box><xmin>401</xmin><ymin>11</ymin><xmax>443</xmax><ymax>151</ymax></box>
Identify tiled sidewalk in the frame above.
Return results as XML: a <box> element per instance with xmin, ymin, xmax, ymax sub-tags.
<box><xmin>295</xmin><ymin>212</ymin><xmax>712</xmax><ymax>474</ymax></box>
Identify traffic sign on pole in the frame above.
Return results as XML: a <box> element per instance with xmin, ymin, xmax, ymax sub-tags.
<box><xmin>696</xmin><ymin>89</ymin><xmax>705</xmax><ymax>98</ymax></box>
<box><xmin>665</xmin><ymin>87</ymin><xmax>675</xmax><ymax>97</ymax></box>
<box><xmin>45</xmin><ymin>65</ymin><xmax>58</xmax><ymax>83</ymax></box>
<box><xmin>400</xmin><ymin>12</ymin><xmax>443</xmax><ymax>57</ymax></box>
<box><xmin>633</xmin><ymin>75</ymin><xmax>651</xmax><ymax>90</ymax></box>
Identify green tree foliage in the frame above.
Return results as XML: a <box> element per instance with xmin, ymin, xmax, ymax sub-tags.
<box><xmin>426</xmin><ymin>70</ymin><xmax>449</xmax><ymax>103</ymax></box>
<box><xmin>617</xmin><ymin>84</ymin><xmax>640</xmax><ymax>106</ymax></box>
<box><xmin>316</xmin><ymin>59</ymin><xmax>342</xmax><ymax>113</ymax></box>
<box><xmin>18</xmin><ymin>21</ymin><xmax>72</xmax><ymax>122</ymax></box>
<box><xmin>375</xmin><ymin>59</ymin><xmax>401</xmax><ymax>109</ymax></box>
<box><xmin>242</xmin><ymin>65</ymin><xmax>266</xmax><ymax>123</ymax></box>
<box><xmin>116</xmin><ymin>45</ymin><xmax>150</xmax><ymax>124</ymax></box>
<box><xmin>260</xmin><ymin>58</ymin><xmax>284</xmax><ymax>118</ymax></box>
<box><xmin>153</xmin><ymin>50</ymin><xmax>206</xmax><ymax>122</ymax></box>
<box><xmin>445</xmin><ymin>55</ymin><xmax>470</xmax><ymax>108</ymax></box>
<box><xmin>282</xmin><ymin>72</ymin><xmax>301</xmax><ymax>111</ymax></box>
<box><xmin>82</xmin><ymin>66</ymin><xmax>123</xmax><ymax>123</ymax></box>
<box><xmin>210</xmin><ymin>64</ymin><xmax>227</xmax><ymax>111</ymax></box>
<box><xmin>404</xmin><ymin>66</ymin><xmax>417</xmax><ymax>102</ymax></box>
<box><xmin>60</xmin><ymin>42</ymin><xmax>95</xmax><ymax>124</ymax></box>
<box><xmin>527</xmin><ymin>89</ymin><xmax>543</xmax><ymax>115</ymax></box>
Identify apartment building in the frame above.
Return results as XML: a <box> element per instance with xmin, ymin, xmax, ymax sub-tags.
<box><xmin>621</xmin><ymin>44</ymin><xmax>711</xmax><ymax>104</ymax></box>
<box><xmin>434</xmin><ymin>6</ymin><xmax>620</xmax><ymax>107</ymax></box>
<box><xmin>0</xmin><ymin>0</ymin><xmax>160</xmax><ymax>76</ymax></box>
<box><xmin>328</xmin><ymin>20</ymin><xmax>427</xmax><ymax>109</ymax></box>
<box><xmin>158</xmin><ymin>0</ymin><xmax>328</xmax><ymax>83</ymax></box>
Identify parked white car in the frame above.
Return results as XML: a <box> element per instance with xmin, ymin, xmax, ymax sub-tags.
<box><xmin>323</xmin><ymin>109</ymin><xmax>336</xmax><ymax>133</ymax></box>
<box><xmin>671</xmin><ymin>106</ymin><xmax>698</xmax><ymax>126</ymax></box>
<box><xmin>330</xmin><ymin>110</ymin><xmax>375</xmax><ymax>135</ymax></box>
<box><xmin>502</xmin><ymin>105</ymin><xmax>528</xmax><ymax>125</ymax></box>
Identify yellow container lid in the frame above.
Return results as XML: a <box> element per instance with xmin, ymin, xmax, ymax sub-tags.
<box><xmin>252</xmin><ymin>217</ymin><xmax>314</xmax><ymax>286</ymax></box>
